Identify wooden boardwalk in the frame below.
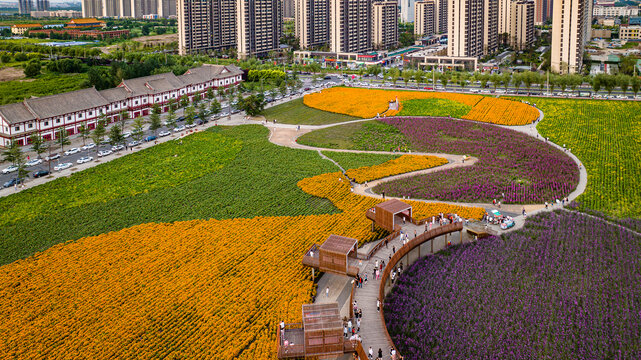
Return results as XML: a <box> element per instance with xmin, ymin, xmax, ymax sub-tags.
<box><xmin>315</xmin><ymin>219</ymin><xmax>469</xmax><ymax>360</ymax></box>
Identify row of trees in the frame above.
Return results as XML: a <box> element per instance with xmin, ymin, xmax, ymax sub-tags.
<box><xmin>354</xmin><ymin>65</ymin><xmax>641</xmax><ymax>96</ymax></box>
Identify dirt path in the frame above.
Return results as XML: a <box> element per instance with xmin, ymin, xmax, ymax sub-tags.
<box><xmin>0</xmin><ymin>67</ymin><xmax>24</xmax><ymax>82</ymax></box>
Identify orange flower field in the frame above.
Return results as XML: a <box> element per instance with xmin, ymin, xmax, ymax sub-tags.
<box><xmin>0</xmin><ymin>164</ymin><xmax>484</xmax><ymax>359</ymax></box>
<box><xmin>345</xmin><ymin>154</ymin><xmax>449</xmax><ymax>183</ymax></box>
<box><xmin>303</xmin><ymin>87</ymin><xmax>538</xmax><ymax>125</ymax></box>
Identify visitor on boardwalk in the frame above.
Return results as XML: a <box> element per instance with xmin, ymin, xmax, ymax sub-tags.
<box><xmin>326</xmin><ymin>286</ymin><xmax>329</xmax><ymax>297</ymax></box>
<box><xmin>344</xmin><ymin>325</ymin><xmax>348</xmax><ymax>338</ymax></box>
<box><xmin>376</xmin><ymin>298</ymin><xmax>380</xmax><ymax>312</ymax></box>
<box><xmin>378</xmin><ymin>348</ymin><xmax>383</xmax><ymax>360</ymax></box>
<box><xmin>369</xmin><ymin>346</ymin><xmax>374</xmax><ymax>359</ymax></box>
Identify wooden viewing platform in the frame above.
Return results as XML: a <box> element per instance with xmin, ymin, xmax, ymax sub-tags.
<box><xmin>277</xmin><ymin>303</ymin><xmax>367</xmax><ymax>359</ymax></box>
<box><xmin>302</xmin><ymin>235</ymin><xmax>360</xmax><ymax>277</ymax></box>
<box><xmin>367</xmin><ymin>199</ymin><xmax>412</xmax><ymax>232</ymax></box>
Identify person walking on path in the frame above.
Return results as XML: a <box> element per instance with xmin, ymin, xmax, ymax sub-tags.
<box><xmin>376</xmin><ymin>298</ymin><xmax>380</xmax><ymax>312</ymax></box>
<box><xmin>326</xmin><ymin>286</ymin><xmax>329</xmax><ymax>298</ymax></box>
<box><xmin>368</xmin><ymin>346</ymin><xmax>373</xmax><ymax>359</ymax></box>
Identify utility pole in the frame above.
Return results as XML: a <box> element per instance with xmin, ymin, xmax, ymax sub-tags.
<box><xmin>546</xmin><ymin>71</ymin><xmax>549</xmax><ymax>95</ymax></box>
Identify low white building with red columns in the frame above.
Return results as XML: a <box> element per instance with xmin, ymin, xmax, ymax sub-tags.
<box><xmin>0</xmin><ymin>64</ymin><xmax>243</xmax><ymax>147</ymax></box>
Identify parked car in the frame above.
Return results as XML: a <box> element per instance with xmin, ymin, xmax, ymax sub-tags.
<box><xmin>45</xmin><ymin>153</ymin><xmax>60</xmax><ymax>162</ymax></box>
<box><xmin>32</xmin><ymin>170</ymin><xmax>49</xmax><ymax>178</ymax></box>
<box><xmin>159</xmin><ymin>130</ymin><xmax>171</xmax><ymax>137</ymax></box>
<box><xmin>81</xmin><ymin>143</ymin><xmax>96</xmax><ymax>151</ymax></box>
<box><xmin>64</xmin><ymin>148</ymin><xmax>80</xmax><ymax>156</ymax></box>
<box><xmin>54</xmin><ymin>162</ymin><xmax>73</xmax><ymax>171</ymax></box>
<box><xmin>122</xmin><ymin>132</ymin><xmax>132</xmax><ymax>138</ymax></box>
<box><xmin>77</xmin><ymin>156</ymin><xmax>94</xmax><ymax>164</ymax></box>
<box><xmin>97</xmin><ymin>150</ymin><xmax>112</xmax><ymax>157</ymax></box>
<box><xmin>185</xmin><ymin>123</ymin><xmax>196</xmax><ymax>129</ymax></box>
<box><xmin>144</xmin><ymin>135</ymin><xmax>157</xmax><ymax>142</ymax></box>
<box><xmin>128</xmin><ymin>140</ymin><xmax>141</xmax><ymax>147</ymax></box>
<box><xmin>24</xmin><ymin>158</ymin><xmax>43</xmax><ymax>167</ymax></box>
<box><xmin>173</xmin><ymin>125</ymin><xmax>186</xmax><ymax>132</ymax></box>
<box><xmin>176</xmin><ymin>116</ymin><xmax>186</xmax><ymax>122</ymax></box>
<box><xmin>1</xmin><ymin>165</ymin><xmax>18</xmax><ymax>174</ymax></box>
<box><xmin>3</xmin><ymin>177</ymin><xmax>21</xmax><ymax>188</ymax></box>
<box><xmin>111</xmin><ymin>145</ymin><xmax>125</xmax><ymax>152</ymax></box>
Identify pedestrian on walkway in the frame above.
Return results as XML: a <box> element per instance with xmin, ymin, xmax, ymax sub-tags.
<box><xmin>380</xmin><ymin>260</ymin><xmax>384</xmax><ymax>270</ymax></box>
<box><xmin>545</xmin><ymin>201</ymin><xmax>548</xmax><ymax>209</ymax></box>
<box><xmin>403</xmin><ymin>217</ymin><xmax>405</xmax><ymax>225</ymax></box>
<box><xmin>369</xmin><ymin>346</ymin><xmax>374</xmax><ymax>359</ymax></box>
<box><xmin>378</xmin><ymin>348</ymin><xmax>383</xmax><ymax>359</ymax></box>
<box><xmin>522</xmin><ymin>208</ymin><xmax>526</xmax><ymax>216</ymax></box>
<box><xmin>347</xmin><ymin>320</ymin><xmax>352</xmax><ymax>334</ymax></box>
<box><xmin>364</xmin><ymin>274</ymin><xmax>368</xmax><ymax>285</ymax></box>
<box><xmin>358</xmin><ymin>308</ymin><xmax>362</xmax><ymax>318</ymax></box>
<box><xmin>385</xmin><ymin>238</ymin><xmax>388</xmax><ymax>248</ymax></box>
<box><xmin>392</xmin><ymin>246</ymin><xmax>396</xmax><ymax>253</ymax></box>
<box><xmin>400</xmin><ymin>262</ymin><xmax>403</xmax><ymax>272</ymax></box>
<box><xmin>376</xmin><ymin>299</ymin><xmax>380</xmax><ymax>312</ymax></box>
<box><xmin>414</xmin><ymin>230</ymin><xmax>417</xmax><ymax>238</ymax></box>
<box><xmin>375</xmin><ymin>260</ymin><xmax>379</xmax><ymax>269</ymax></box>
<box><xmin>375</xmin><ymin>268</ymin><xmax>380</xmax><ymax>280</ymax></box>
<box><xmin>357</xmin><ymin>318</ymin><xmax>361</xmax><ymax>332</ymax></box>
<box><xmin>326</xmin><ymin>286</ymin><xmax>329</xmax><ymax>298</ymax></box>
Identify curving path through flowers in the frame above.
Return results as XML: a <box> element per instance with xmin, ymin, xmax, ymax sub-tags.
<box><xmin>226</xmin><ymin>108</ymin><xmax>588</xmax><ymax>359</ymax></box>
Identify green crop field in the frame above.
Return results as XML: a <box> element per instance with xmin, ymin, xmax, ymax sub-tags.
<box><xmin>0</xmin><ymin>126</ymin><xmax>339</xmax><ymax>265</ymax></box>
<box><xmin>0</xmin><ymin>71</ymin><xmax>89</xmax><ymax>105</ymax></box>
<box><xmin>322</xmin><ymin>151</ymin><xmax>399</xmax><ymax>170</ymax></box>
<box><xmin>263</xmin><ymin>97</ymin><xmax>359</xmax><ymax>125</ymax></box>
<box><xmin>398</xmin><ymin>98</ymin><xmax>472</xmax><ymax>118</ymax></box>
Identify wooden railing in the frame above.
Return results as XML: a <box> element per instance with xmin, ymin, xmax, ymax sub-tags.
<box><xmin>377</xmin><ymin>222</ymin><xmax>464</xmax><ymax>359</ymax></box>
<box><xmin>276</xmin><ymin>323</ymin><xmax>305</xmax><ymax>359</ymax></box>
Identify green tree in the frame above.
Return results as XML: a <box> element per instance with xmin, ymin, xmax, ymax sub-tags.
<box><xmin>55</xmin><ymin>128</ymin><xmax>71</xmax><ymax>152</ymax></box>
<box><xmin>78</xmin><ymin>124</ymin><xmax>91</xmax><ymax>146</ymax></box>
<box><xmin>24</xmin><ymin>60</ymin><xmax>41</xmax><ymax>78</ymax></box>
<box><xmin>185</xmin><ymin>105</ymin><xmax>196</xmax><ymax>125</ymax></box>
<box><xmin>197</xmin><ymin>101</ymin><xmax>208</xmax><ymax>123</ymax></box>
<box><xmin>206</xmin><ymin>88</ymin><xmax>215</xmax><ymax>103</ymax></box>
<box><xmin>108</xmin><ymin>124</ymin><xmax>124</xmax><ymax>149</ymax></box>
<box><xmin>413</xmin><ymin>70</ymin><xmax>425</xmax><ymax>88</ymax></box>
<box><xmin>490</xmin><ymin>74</ymin><xmax>501</xmax><ymax>91</ymax></box>
<box><xmin>439</xmin><ymin>73</ymin><xmax>450</xmax><ymax>90</ymax></box>
<box><xmin>118</xmin><ymin>110</ymin><xmax>129</xmax><ymax>132</ymax></box>
<box><xmin>501</xmin><ymin>73</ymin><xmax>512</xmax><ymax>91</ymax></box>
<box><xmin>90</xmin><ymin>120</ymin><xmax>107</xmax><ymax>151</ymax></box>
<box><xmin>29</xmin><ymin>133</ymin><xmax>48</xmax><ymax>159</ymax></box>
<box><xmin>401</xmin><ymin>69</ymin><xmax>413</xmax><ymax>87</ymax></box>
<box><xmin>148</xmin><ymin>104</ymin><xmax>162</xmax><ymax>135</ymax></box>
<box><xmin>165</xmin><ymin>106</ymin><xmax>177</xmax><ymax>129</ymax></box>
<box><xmin>238</xmin><ymin>94</ymin><xmax>266</xmax><ymax>116</ymax></box>
<box><xmin>131</xmin><ymin>117</ymin><xmax>145</xmax><ymax>143</ymax></box>
<box><xmin>209</xmin><ymin>99</ymin><xmax>222</xmax><ymax>118</ymax></box>
<box><xmin>388</xmin><ymin>68</ymin><xmax>401</xmax><ymax>86</ymax></box>
<box><xmin>592</xmin><ymin>75</ymin><xmax>602</xmax><ymax>94</ymax></box>
<box><xmin>179</xmin><ymin>95</ymin><xmax>189</xmax><ymax>108</ymax></box>
<box><xmin>631</xmin><ymin>77</ymin><xmax>641</xmax><ymax>98</ymax></box>
<box><xmin>2</xmin><ymin>141</ymin><xmax>26</xmax><ymax>182</ymax></box>
<box><xmin>618</xmin><ymin>74</ymin><xmax>630</xmax><ymax>95</ymax></box>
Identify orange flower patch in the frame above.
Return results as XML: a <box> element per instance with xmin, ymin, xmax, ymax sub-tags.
<box><xmin>345</xmin><ymin>155</ymin><xmax>448</xmax><ymax>183</ymax></box>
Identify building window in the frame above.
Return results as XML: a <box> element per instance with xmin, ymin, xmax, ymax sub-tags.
<box><xmin>15</xmin><ymin>126</ymin><xmax>19</xmax><ymax>131</ymax></box>
<box><xmin>67</xmin><ymin>116</ymin><xmax>71</xmax><ymax>121</ymax></box>
<box><xmin>28</xmin><ymin>123</ymin><xmax>33</xmax><ymax>128</ymax></box>
<box><xmin>44</xmin><ymin>121</ymin><xmax>49</xmax><ymax>126</ymax></box>
<box><xmin>56</xmin><ymin>119</ymin><xmax>61</xmax><ymax>124</ymax></box>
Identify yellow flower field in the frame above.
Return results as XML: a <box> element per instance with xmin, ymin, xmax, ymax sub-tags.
<box><xmin>345</xmin><ymin>154</ymin><xmax>448</xmax><ymax>183</ymax></box>
<box><xmin>0</xmin><ymin>167</ymin><xmax>483</xmax><ymax>359</ymax></box>
<box><xmin>303</xmin><ymin>87</ymin><xmax>538</xmax><ymax>125</ymax></box>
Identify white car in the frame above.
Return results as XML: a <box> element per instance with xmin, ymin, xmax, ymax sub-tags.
<box><xmin>128</xmin><ymin>140</ymin><xmax>140</xmax><ymax>147</ymax></box>
<box><xmin>2</xmin><ymin>165</ymin><xmax>18</xmax><ymax>174</ymax></box>
<box><xmin>25</xmin><ymin>158</ymin><xmax>43</xmax><ymax>167</ymax></box>
<box><xmin>81</xmin><ymin>143</ymin><xmax>96</xmax><ymax>151</ymax></box>
<box><xmin>54</xmin><ymin>162</ymin><xmax>73</xmax><ymax>171</ymax></box>
<box><xmin>111</xmin><ymin>145</ymin><xmax>125</xmax><ymax>152</ymax></box>
<box><xmin>122</xmin><ymin>132</ymin><xmax>132</xmax><ymax>138</ymax></box>
<box><xmin>45</xmin><ymin>153</ymin><xmax>60</xmax><ymax>162</ymax></box>
<box><xmin>159</xmin><ymin>130</ymin><xmax>171</xmax><ymax>137</ymax></box>
<box><xmin>76</xmin><ymin>156</ymin><xmax>94</xmax><ymax>164</ymax></box>
<box><xmin>173</xmin><ymin>125</ymin><xmax>186</xmax><ymax>132</ymax></box>
<box><xmin>97</xmin><ymin>150</ymin><xmax>112</xmax><ymax>157</ymax></box>
<box><xmin>185</xmin><ymin>123</ymin><xmax>196</xmax><ymax>129</ymax></box>
<box><xmin>64</xmin><ymin>148</ymin><xmax>80</xmax><ymax>156</ymax></box>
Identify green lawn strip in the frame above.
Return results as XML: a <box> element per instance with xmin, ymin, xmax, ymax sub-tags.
<box><xmin>298</xmin><ymin>120</ymin><xmax>411</xmax><ymax>152</ymax></box>
<box><xmin>262</xmin><ymin>97</ymin><xmax>359</xmax><ymax>125</ymax></box>
<box><xmin>0</xmin><ymin>71</ymin><xmax>89</xmax><ymax>105</ymax></box>
<box><xmin>398</xmin><ymin>98</ymin><xmax>472</xmax><ymax>118</ymax></box>
<box><xmin>527</xmin><ymin>96</ymin><xmax>641</xmax><ymax>219</ymax></box>
<box><xmin>0</xmin><ymin>131</ymin><xmax>242</xmax><ymax>227</ymax></box>
<box><xmin>0</xmin><ymin>125</ymin><xmax>339</xmax><ymax>265</ymax></box>
<box><xmin>322</xmin><ymin>151</ymin><xmax>399</xmax><ymax>171</ymax></box>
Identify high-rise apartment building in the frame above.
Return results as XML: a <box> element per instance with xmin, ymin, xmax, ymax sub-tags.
<box><xmin>401</xmin><ymin>0</ymin><xmax>416</xmax><ymax>22</ymax></box>
<box><xmin>415</xmin><ymin>0</ymin><xmax>436</xmax><ymax>36</ymax></box>
<box><xmin>498</xmin><ymin>0</ymin><xmax>509</xmax><ymax>34</ymax></box>
<box><xmin>550</xmin><ymin>0</ymin><xmax>591</xmax><ymax>73</ymax></box>
<box><xmin>19</xmin><ymin>0</ymin><xmax>33</xmax><ymax>14</ymax></box>
<box><xmin>329</xmin><ymin>0</ymin><xmax>372</xmax><ymax>53</ymax></box>
<box><xmin>82</xmin><ymin>0</ymin><xmax>101</xmax><ymax>17</ymax></box>
<box><xmin>102</xmin><ymin>0</ymin><xmax>119</xmax><ymax>17</ymax></box>
<box><xmin>510</xmin><ymin>0</ymin><xmax>534</xmax><ymax>50</ymax></box>
<box><xmin>284</xmin><ymin>0</ymin><xmax>295</xmax><ymax>17</ymax></box>
<box><xmin>448</xmin><ymin>0</ymin><xmax>497</xmax><ymax>58</ymax></box>
<box><xmin>178</xmin><ymin>0</ymin><xmax>236</xmax><ymax>55</ymax></box>
<box><xmin>36</xmin><ymin>0</ymin><xmax>49</xmax><ymax>11</ymax></box>
<box><xmin>295</xmin><ymin>0</ymin><xmax>330</xmax><ymax>49</ymax></box>
<box><xmin>158</xmin><ymin>0</ymin><xmax>177</xmax><ymax>17</ymax></box>
<box><xmin>484</xmin><ymin>0</ymin><xmax>498</xmax><ymax>54</ymax></box>
<box><xmin>434</xmin><ymin>0</ymin><xmax>448</xmax><ymax>33</ymax></box>
<box><xmin>535</xmin><ymin>0</ymin><xmax>553</xmax><ymax>24</ymax></box>
<box><xmin>236</xmin><ymin>0</ymin><xmax>283</xmax><ymax>58</ymax></box>
<box><xmin>373</xmin><ymin>1</ymin><xmax>399</xmax><ymax>49</ymax></box>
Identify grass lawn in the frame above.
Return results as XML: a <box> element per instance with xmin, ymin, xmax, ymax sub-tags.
<box><xmin>298</xmin><ymin>120</ymin><xmax>410</xmax><ymax>151</ymax></box>
<box><xmin>262</xmin><ymin>97</ymin><xmax>359</xmax><ymax>125</ymax></box>
<box><xmin>322</xmin><ymin>151</ymin><xmax>399</xmax><ymax>170</ymax></box>
<box><xmin>399</xmin><ymin>98</ymin><xmax>472</xmax><ymax>118</ymax></box>
<box><xmin>0</xmin><ymin>71</ymin><xmax>89</xmax><ymax>105</ymax></box>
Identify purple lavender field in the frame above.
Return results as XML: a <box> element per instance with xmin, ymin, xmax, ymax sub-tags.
<box><xmin>384</xmin><ymin>211</ymin><xmax>641</xmax><ymax>359</ymax></box>
<box><xmin>372</xmin><ymin>117</ymin><xmax>579</xmax><ymax>204</ymax></box>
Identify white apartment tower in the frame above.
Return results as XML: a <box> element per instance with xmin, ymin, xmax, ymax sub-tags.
<box><xmin>329</xmin><ymin>0</ymin><xmax>372</xmax><ymax>53</ymax></box>
<box><xmin>434</xmin><ymin>0</ymin><xmax>448</xmax><ymax>33</ymax></box>
<box><xmin>415</xmin><ymin>0</ymin><xmax>436</xmax><ymax>36</ymax></box>
<box><xmin>36</xmin><ymin>0</ymin><xmax>50</xmax><ymax>11</ymax></box>
<box><xmin>373</xmin><ymin>1</ymin><xmax>399</xmax><ymax>49</ymax></box>
<box><xmin>178</xmin><ymin>0</ymin><xmax>236</xmax><ymax>55</ymax></box>
<box><xmin>401</xmin><ymin>0</ymin><xmax>416</xmax><ymax>22</ymax></box>
<box><xmin>295</xmin><ymin>0</ymin><xmax>330</xmax><ymax>49</ymax></box>
<box><xmin>510</xmin><ymin>0</ymin><xmax>535</xmax><ymax>50</ymax></box>
<box><xmin>448</xmin><ymin>0</ymin><xmax>497</xmax><ymax>57</ymax></box>
<box><xmin>236</xmin><ymin>0</ymin><xmax>283</xmax><ymax>58</ymax></box>
<box><xmin>498</xmin><ymin>0</ymin><xmax>510</xmax><ymax>34</ymax></box>
<box><xmin>82</xmin><ymin>0</ymin><xmax>101</xmax><ymax>17</ymax></box>
<box><xmin>550</xmin><ymin>0</ymin><xmax>591</xmax><ymax>73</ymax></box>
